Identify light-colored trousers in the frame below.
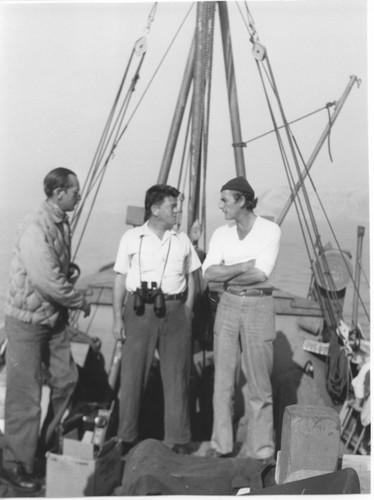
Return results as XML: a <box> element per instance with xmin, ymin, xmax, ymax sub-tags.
<box><xmin>211</xmin><ymin>292</ymin><xmax>275</xmax><ymax>459</ymax></box>
<box><xmin>3</xmin><ymin>315</ymin><xmax>78</xmax><ymax>472</ymax></box>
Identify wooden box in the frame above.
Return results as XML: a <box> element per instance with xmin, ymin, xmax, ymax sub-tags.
<box><xmin>46</xmin><ymin>437</ymin><xmax>121</xmax><ymax>497</ymax></box>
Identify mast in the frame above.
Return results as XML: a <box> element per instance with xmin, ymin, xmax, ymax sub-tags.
<box><xmin>158</xmin><ymin>38</ymin><xmax>195</xmax><ymax>184</ymax></box>
<box><xmin>188</xmin><ymin>1</ymin><xmax>211</xmax><ymax>231</ymax></box>
<box><xmin>218</xmin><ymin>2</ymin><xmax>246</xmax><ymax>177</ymax></box>
<box><xmin>158</xmin><ymin>2</ymin><xmax>247</xmax><ymax>232</ymax></box>
<box><xmin>351</xmin><ymin>226</ymin><xmax>365</xmax><ymax>331</ymax></box>
<box><xmin>187</xmin><ymin>1</ymin><xmax>246</xmax><ymax>229</ymax></box>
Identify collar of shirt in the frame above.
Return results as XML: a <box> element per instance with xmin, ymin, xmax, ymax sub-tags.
<box><xmin>140</xmin><ymin>221</ymin><xmax>177</xmax><ymax>242</ymax></box>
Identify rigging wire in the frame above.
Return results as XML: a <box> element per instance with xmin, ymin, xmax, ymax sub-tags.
<box><xmin>71</xmin><ymin>2</ymin><xmax>194</xmax><ymax>259</ymax></box>
<box><xmin>116</xmin><ymin>2</ymin><xmax>195</xmax><ymax>144</ymax></box>
<box><xmin>236</xmin><ymin>104</ymin><xmax>336</xmax><ymax>146</ymax></box>
<box><xmin>255</xmin><ymin>52</ymin><xmax>356</xmax><ymax>406</ymax></box>
<box><xmin>292</xmin><ymin>136</ymin><xmax>370</xmax><ymax>323</ymax></box>
<box><xmin>247</xmin><ymin>15</ymin><xmax>341</xmax><ymax>329</ymax></box>
<box><xmin>242</xmin><ymin>3</ymin><xmax>346</xmax><ymax>302</ymax></box>
<box><xmin>78</xmin><ymin>47</ymin><xmax>136</xmax><ymax>205</ymax></box>
<box><xmin>71</xmin><ymin>3</ymin><xmax>157</xmax><ymax>239</ymax></box>
<box><xmin>243</xmin><ymin>3</ymin><xmax>368</xmax><ymax>355</ymax></box>
<box><xmin>72</xmin><ymin>51</ymin><xmax>146</xmax><ymax>230</ymax></box>
<box><xmin>239</xmin><ymin>1</ymin><xmax>354</xmax><ymax>323</ymax></box>
<box><xmin>271</xmin><ymin>55</ymin><xmax>343</xmax><ymax>326</ymax></box>
<box><xmin>72</xmin><ymin>50</ymin><xmax>147</xmax><ymax>258</ymax></box>
<box><xmin>256</xmin><ymin>60</ymin><xmax>338</xmax><ymax>326</ymax></box>
<box><xmin>264</xmin><ymin>67</ymin><xmax>366</xmax><ymax>329</ymax></box>
<box><xmin>73</xmin><ymin>3</ymin><xmax>159</xmax><ymax>214</ymax></box>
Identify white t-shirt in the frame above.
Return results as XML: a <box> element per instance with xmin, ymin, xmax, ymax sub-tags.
<box><xmin>114</xmin><ymin>222</ymin><xmax>201</xmax><ymax>294</ymax></box>
<box><xmin>202</xmin><ymin>216</ymin><xmax>281</xmax><ymax>279</ymax></box>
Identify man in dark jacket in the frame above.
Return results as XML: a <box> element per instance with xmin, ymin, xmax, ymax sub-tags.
<box><xmin>1</xmin><ymin>168</ymin><xmax>90</xmax><ymax>493</ymax></box>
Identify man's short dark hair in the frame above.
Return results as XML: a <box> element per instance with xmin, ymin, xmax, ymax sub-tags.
<box><xmin>44</xmin><ymin>167</ymin><xmax>77</xmax><ymax>198</ymax></box>
<box><xmin>232</xmin><ymin>191</ymin><xmax>258</xmax><ymax>211</ymax></box>
<box><xmin>144</xmin><ymin>184</ymin><xmax>180</xmax><ymax>221</ymax></box>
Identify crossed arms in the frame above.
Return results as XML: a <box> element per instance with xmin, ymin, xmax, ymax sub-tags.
<box><xmin>203</xmin><ymin>259</ymin><xmax>267</xmax><ymax>287</ymax></box>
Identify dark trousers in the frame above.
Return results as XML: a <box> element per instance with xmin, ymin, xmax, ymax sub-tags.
<box><xmin>119</xmin><ymin>295</ymin><xmax>192</xmax><ymax>447</ymax></box>
<box><xmin>2</xmin><ymin>315</ymin><xmax>78</xmax><ymax>473</ymax></box>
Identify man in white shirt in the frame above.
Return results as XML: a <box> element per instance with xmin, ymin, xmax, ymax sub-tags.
<box><xmin>112</xmin><ymin>184</ymin><xmax>201</xmax><ymax>455</ymax></box>
<box><xmin>202</xmin><ymin>176</ymin><xmax>281</xmax><ymax>462</ymax></box>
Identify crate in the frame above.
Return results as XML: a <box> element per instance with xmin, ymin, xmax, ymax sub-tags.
<box><xmin>46</xmin><ymin>436</ymin><xmax>121</xmax><ymax>497</ymax></box>
<box><xmin>276</xmin><ymin>405</ymin><xmax>341</xmax><ymax>484</ymax></box>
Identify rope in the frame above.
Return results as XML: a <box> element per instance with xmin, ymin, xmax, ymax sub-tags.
<box><xmin>288</xmin><ymin>134</ymin><xmax>343</xmax><ymax>315</ymax></box>
<box><xmin>235</xmin><ymin>104</ymin><xmax>335</xmax><ymax>146</ymax></box>
<box><xmin>243</xmin><ymin>8</ymin><xmax>367</xmax><ymax>328</ymax></box>
<box><xmin>72</xmin><ymin>51</ymin><xmax>147</xmax><ymax>258</ymax></box>
<box><xmin>72</xmin><ymin>2</ymin><xmax>159</xmax><ymax>232</ymax></box>
<box><xmin>243</xmin><ymin>6</ymin><xmax>369</xmax><ymax>351</ymax></box>
<box><xmin>251</xmin><ymin>34</ymin><xmax>339</xmax><ymax>329</ymax></box>
<box><xmin>71</xmin><ymin>45</ymin><xmax>137</xmax><ymax>233</ymax></box>
<box><xmin>265</xmin><ymin>66</ymin><xmax>339</xmax><ymax>319</ymax></box>
<box><xmin>292</xmin><ymin>137</ymin><xmax>370</xmax><ymax>324</ymax></box>
<box><xmin>325</xmin><ymin>329</ymin><xmax>352</xmax><ymax>404</ymax></box>
<box><xmin>116</xmin><ymin>3</ymin><xmax>195</xmax><ymax>144</ymax></box>
<box><xmin>71</xmin><ymin>3</ymin><xmax>194</xmax><ymax>259</ymax></box>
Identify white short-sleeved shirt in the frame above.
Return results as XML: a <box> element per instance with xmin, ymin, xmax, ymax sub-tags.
<box><xmin>202</xmin><ymin>216</ymin><xmax>281</xmax><ymax>279</ymax></box>
<box><xmin>114</xmin><ymin>222</ymin><xmax>201</xmax><ymax>294</ymax></box>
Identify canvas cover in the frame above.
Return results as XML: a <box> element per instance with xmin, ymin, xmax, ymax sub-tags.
<box><xmin>119</xmin><ymin>439</ymin><xmax>264</xmax><ymax>495</ymax></box>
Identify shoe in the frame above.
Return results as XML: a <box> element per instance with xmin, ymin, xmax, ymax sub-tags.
<box><xmin>171</xmin><ymin>442</ymin><xmax>196</xmax><ymax>455</ymax></box>
<box><xmin>205</xmin><ymin>447</ymin><xmax>232</xmax><ymax>458</ymax></box>
<box><xmin>34</xmin><ymin>456</ymin><xmax>46</xmax><ymax>484</ymax></box>
<box><xmin>0</xmin><ymin>464</ymin><xmax>40</xmax><ymax>493</ymax></box>
<box><xmin>258</xmin><ymin>456</ymin><xmax>275</xmax><ymax>467</ymax></box>
<box><xmin>262</xmin><ymin>462</ymin><xmax>276</xmax><ymax>488</ymax></box>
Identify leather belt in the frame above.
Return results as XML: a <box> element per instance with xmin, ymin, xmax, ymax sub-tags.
<box><xmin>224</xmin><ymin>286</ymin><xmax>273</xmax><ymax>297</ymax></box>
<box><xmin>129</xmin><ymin>291</ymin><xmax>185</xmax><ymax>301</ymax></box>
<box><xmin>164</xmin><ymin>292</ymin><xmax>185</xmax><ymax>301</ymax></box>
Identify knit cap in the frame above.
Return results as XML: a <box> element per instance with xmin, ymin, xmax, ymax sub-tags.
<box><xmin>221</xmin><ymin>176</ymin><xmax>255</xmax><ymax>200</ymax></box>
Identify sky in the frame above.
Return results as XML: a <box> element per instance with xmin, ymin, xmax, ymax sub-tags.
<box><xmin>0</xmin><ymin>0</ymin><xmax>370</xmax><ymax>231</ymax></box>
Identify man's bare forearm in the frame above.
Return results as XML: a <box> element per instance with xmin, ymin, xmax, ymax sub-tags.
<box><xmin>204</xmin><ymin>260</ymin><xmax>254</xmax><ymax>283</ymax></box>
<box><xmin>113</xmin><ymin>273</ymin><xmax>127</xmax><ymax>320</ymax></box>
<box><xmin>185</xmin><ymin>272</ymin><xmax>196</xmax><ymax>310</ymax></box>
<box><xmin>226</xmin><ymin>267</ymin><xmax>267</xmax><ymax>286</ymax></box>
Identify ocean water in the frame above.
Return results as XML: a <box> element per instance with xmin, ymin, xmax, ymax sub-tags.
<box><xmin>0</xmin><ymin>207</ymin><xmax>370</xmax><ymax>336</ymax></box>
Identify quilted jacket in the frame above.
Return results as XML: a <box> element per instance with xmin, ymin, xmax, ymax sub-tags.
<box><xmin>5</xmin><ymin>200</ymin><xmax>85</xmax><ymax>327</ymax></box>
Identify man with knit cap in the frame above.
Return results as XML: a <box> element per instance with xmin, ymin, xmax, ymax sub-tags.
<box><xmin>202</xmin><ymin>176</ymin><xmax>281</xmax><ymax>463</ymax></box>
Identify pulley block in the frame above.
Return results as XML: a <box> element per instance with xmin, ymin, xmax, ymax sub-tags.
<box><xmin>252</xmin><ymin>42</ymin><xmax>266</xmax><ymax>61</ymax></box>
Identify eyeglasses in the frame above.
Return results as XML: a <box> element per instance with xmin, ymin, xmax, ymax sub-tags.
<box><xmin>63</xmin><ymin>186</ymin><xmax>80</xmax><ymax>197</ymax></box>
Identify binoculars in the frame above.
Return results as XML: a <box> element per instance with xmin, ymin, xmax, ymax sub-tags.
<box><xmin>134</xmin><ymin>281</ymin><xmax>166</xmax><ymax>318</ymax></box>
